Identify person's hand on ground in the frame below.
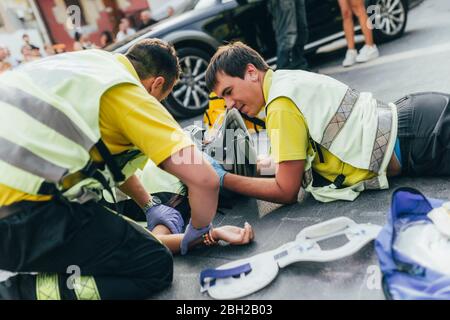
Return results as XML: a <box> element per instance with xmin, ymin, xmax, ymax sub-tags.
<box><xmin>211</xmin><ymin>222</ymin><xmax>254</xmax><ymax>245</ymax></box>
<box><xmin>146</xmin><ymin>204</ymin><xmax>184</xmax><ymax>234</ymax></box>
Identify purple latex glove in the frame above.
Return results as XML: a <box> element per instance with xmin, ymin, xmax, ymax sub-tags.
<box><xmin>180</xmin><ymin>219</ymin><xmax>212</xmax><ymax>255</ymax></box>
<box><xmin>145</xmin><ymin>204</ymin><xmax>184</xmax><ymax>234</ymax></box>
<box><xmin>204</xmin><ymin>153</ymin><xmax>228</xmax><ymax>187</ymax></box>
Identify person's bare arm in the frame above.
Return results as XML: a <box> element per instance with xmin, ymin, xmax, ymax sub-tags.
<box><xmin>153</xmin><ymin>223</ymin><xmax>254</xmax><ymax>254</ymax></box>
<box><xmin>117</xmin><ymin>174</ymin><xmax>150</xmax><ymax>208</ymax></box>
<box><xmin>160</xmin><ymin>145</ymin><xmax>219</xmax><ymax>228</ymax></box>
<box><xmin>152</xmin><ymin>225</ymin><xmax>200</xmax><ymax>254</ymax></box>
<box><xmin>223</xmin><ymin>160</ymin><xmax>305</xmax><ymax>204</ymax></box>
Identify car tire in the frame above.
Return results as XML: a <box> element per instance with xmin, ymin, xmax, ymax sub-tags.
<box><xmin>165</xmin><ymin>47</ymin><xmax>212</xmax><ymax>118</ymax></box>
<box><xmin>367</xmin><ymin>0</ymin><xmax>408</xmax><ymax>43</ymax></box>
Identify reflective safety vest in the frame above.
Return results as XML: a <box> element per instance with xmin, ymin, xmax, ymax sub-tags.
<box><xmin>266</xmin><ymin>70</ymin><xmax>398</xmax><ymax>202</ymax></box>
<box><xmin>0</xmin><ymin>49</ymin><xmax>146</xmax><ymax>202</ymax></box>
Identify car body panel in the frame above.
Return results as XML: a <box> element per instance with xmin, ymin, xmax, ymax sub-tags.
<box><xmin>107</xmin><ymin>0</ymin><xmax>410</xmax><ymax>117</ymax></box>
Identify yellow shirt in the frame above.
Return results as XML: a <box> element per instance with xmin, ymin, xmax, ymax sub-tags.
<box><xmin>0</xmin><ymin>54</ymin><xmax>193</xmax><ymax>206</ymax></box>
<box><xmin>263</xmin><ymin>69</ymin><xmax>376</xmax><ymax>186</ymax></box>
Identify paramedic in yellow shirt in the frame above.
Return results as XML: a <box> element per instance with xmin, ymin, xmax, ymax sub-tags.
<box><xmin>0</xmin><ymin>39</ymin><xmax>219</xmax><ymax>300</ymax></box>
<box><xmin>202</xmin><ymin>42</ymin><xmax>450</xmax><ymax>205</ymax></box>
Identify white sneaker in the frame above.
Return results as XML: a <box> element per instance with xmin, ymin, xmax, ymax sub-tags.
<box><xmin>342</xmin><ymin>49</ymin><xmax>357</xmax><ymax>67</ymax></box>
<box><xmin>356</xmin><ymin>44</ymin><xmax>379</xmax><ymax>63</ymax></box>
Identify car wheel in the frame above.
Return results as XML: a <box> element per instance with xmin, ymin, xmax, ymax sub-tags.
<box><xmin>165</xmin><ymin>47</ymin><xmax>212</xmax><ymax>118</ymax></box>
<box><xmin>367</xmin><ymin>0</ymin><xmax>408</xmax><ymax>42</ymax></box>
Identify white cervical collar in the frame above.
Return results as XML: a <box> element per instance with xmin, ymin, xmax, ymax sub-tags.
<box><xmin>200</xmin><ymin>217</ymin><xmax>381</xmax><ymax>299</ymax></box>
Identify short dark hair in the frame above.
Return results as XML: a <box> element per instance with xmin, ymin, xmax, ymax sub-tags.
<box><xmin>125</xmin><ymin>38</ymin><xmax>181</xmax><ymax>91</ymax></box>
<box><xmin>206</xmin><ymin>41</ymin><xmax>270</xmax><ymax>92</ymax></box>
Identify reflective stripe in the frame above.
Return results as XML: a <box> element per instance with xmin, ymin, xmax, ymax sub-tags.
<box><xmin>73</xmin><ymin>276</ymin><xmax>101</xmax><ymax>300</ymax></box>
<box><xmin>320</xmin><ymin>88</ymin><xmax>360</xmax><ymax>149</ymax></box>
<box><xmin>0</xmin><ymin>160</ymin><xmax>46</xmax><ymax>195</ymax></box>
<box><xmin>306</xmin><ymin>95</ymin><xmax>392</xmax><ymax>194</ymax></box>
<box><xmin>0</xmin><ymin>104</ymin><xmax>89</xmax><ymax>179</ymax></box>
<box><xmin>0</xmin><ymin>136</ymin><xmax>67</xmax><ymax>183</ymax></box>
<box><xmin>369</xmin><ymin>100</ymin><xmax>393</xmax><ymax>173</ymax></box>
<box><xmin>36</xmin><ymin>274</ymin><xmax>61</xmax><ymax>300</ymax></box>
<box><xmin>0</xmin><ymin>85</ymin><xmax>94</xmax><ymax>150</ymax></box>
<box><xmin>302</xmin><ymin>167</ymin><xmax>313</xmax><ymax>188</ymax></box>
<box><xmin>363</xmin><ymin>176</ymin><xmax>381</xmax><ymax>190</ymax></box>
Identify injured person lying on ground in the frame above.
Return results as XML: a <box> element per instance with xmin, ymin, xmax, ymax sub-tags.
<box><xmin>203</xmin><ymin>42</ymin><xmax>450</xmax><ymax>205</ymax></box>
<box><xmin>107</xmin><ymin>159</ymin><xmax>254</xmax><ymax>255</ymax></box>
<box><xmin>105</xmin><ymin>116</ymin><xmax>262</xmax><ymax>254</ymax></box>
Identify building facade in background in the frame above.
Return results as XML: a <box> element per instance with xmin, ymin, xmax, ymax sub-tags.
<box><xmin>0</xmin><ymin>0</ymin><xmax>190</xmax><ymax>60</ymax></box>
<box><xmin>35</xmin><ymin>0</ymin><xmax>151</xmax><ymax>50</ymax></box>
<box><xmin>0</xmin><ymin>0</ymin><xmax>49</xmax><ymax>61</ymax></box>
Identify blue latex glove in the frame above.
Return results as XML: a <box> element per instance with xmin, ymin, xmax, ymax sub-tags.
<box><xmin>145</xmin><ymin>204</ymin><xmax>184</xmax><ymax>234</ymax></box>
<box><xmin>180</xmin><ymin>219</ymin><xmax>212</xmax><ymax>255</ymax></box>
<box><xmin>204</xmin><ymin>153</ymin><xmax>228</xmax><ymax>187</ymax></box>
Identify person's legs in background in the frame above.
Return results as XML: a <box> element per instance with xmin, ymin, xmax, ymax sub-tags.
<box><xmin>338</xmin><ymin>0</ymin><xmax>358</xmax><ymax>67</ymax></box>
<box><xmin>338</xmin><ymin>0</ymin><xmax>379</xmax><ymax>66</ymax></box>
<box><xmin>350</xmin><ymin>0</ymin><xmax>375</xmax><ymax>46</ymax></box>
<box><xmin>291</xmin><ymin>0</ymin><xmax>309</xmax><ymax>70</ymax></box>
<box><xmin>268</xmin><ymin>0</ymin><xmax>298</xmax><ymax>69</ymax></box>
<box><xmin>349</xmin><ymin>0</ymin><xmax>379</xmax><ymax>63</ymax></box>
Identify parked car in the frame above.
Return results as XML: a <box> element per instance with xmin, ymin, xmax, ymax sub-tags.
<box><xmin>108</xmin><ymin>0</ymin><xmax>410</xmax><ymax>118</ymax></box>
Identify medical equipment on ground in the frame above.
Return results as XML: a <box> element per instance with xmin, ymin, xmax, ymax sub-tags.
<box><xmin>200</xmin><ymin>216</ymin><xmax>381</xmax><ymax>299</ymax></box>
<box><xmin>375</xmin><ymin>187</ymin><xmax>450</xmax><ymax>300</ymax></box>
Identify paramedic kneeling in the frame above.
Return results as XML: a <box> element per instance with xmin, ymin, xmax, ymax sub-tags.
<box><xmin>0</xmin><ymin>39</ymin><xmax>219</xmax><ymax>300</ymax></box>
<box><xmin>204</xmin><ymin>41</ymin><xmax>450</xmax><ymax>205</ymax></box>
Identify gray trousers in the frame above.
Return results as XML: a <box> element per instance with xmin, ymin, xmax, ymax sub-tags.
<box><xmin>396</xmin><ymin>92</ymin><xmax>450</xmax><ymax>177</ymax></box>
<box><xmin>268</xmin><ymin>0</ymin><xmax>309</xmax><ymax>70</ymax></box>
